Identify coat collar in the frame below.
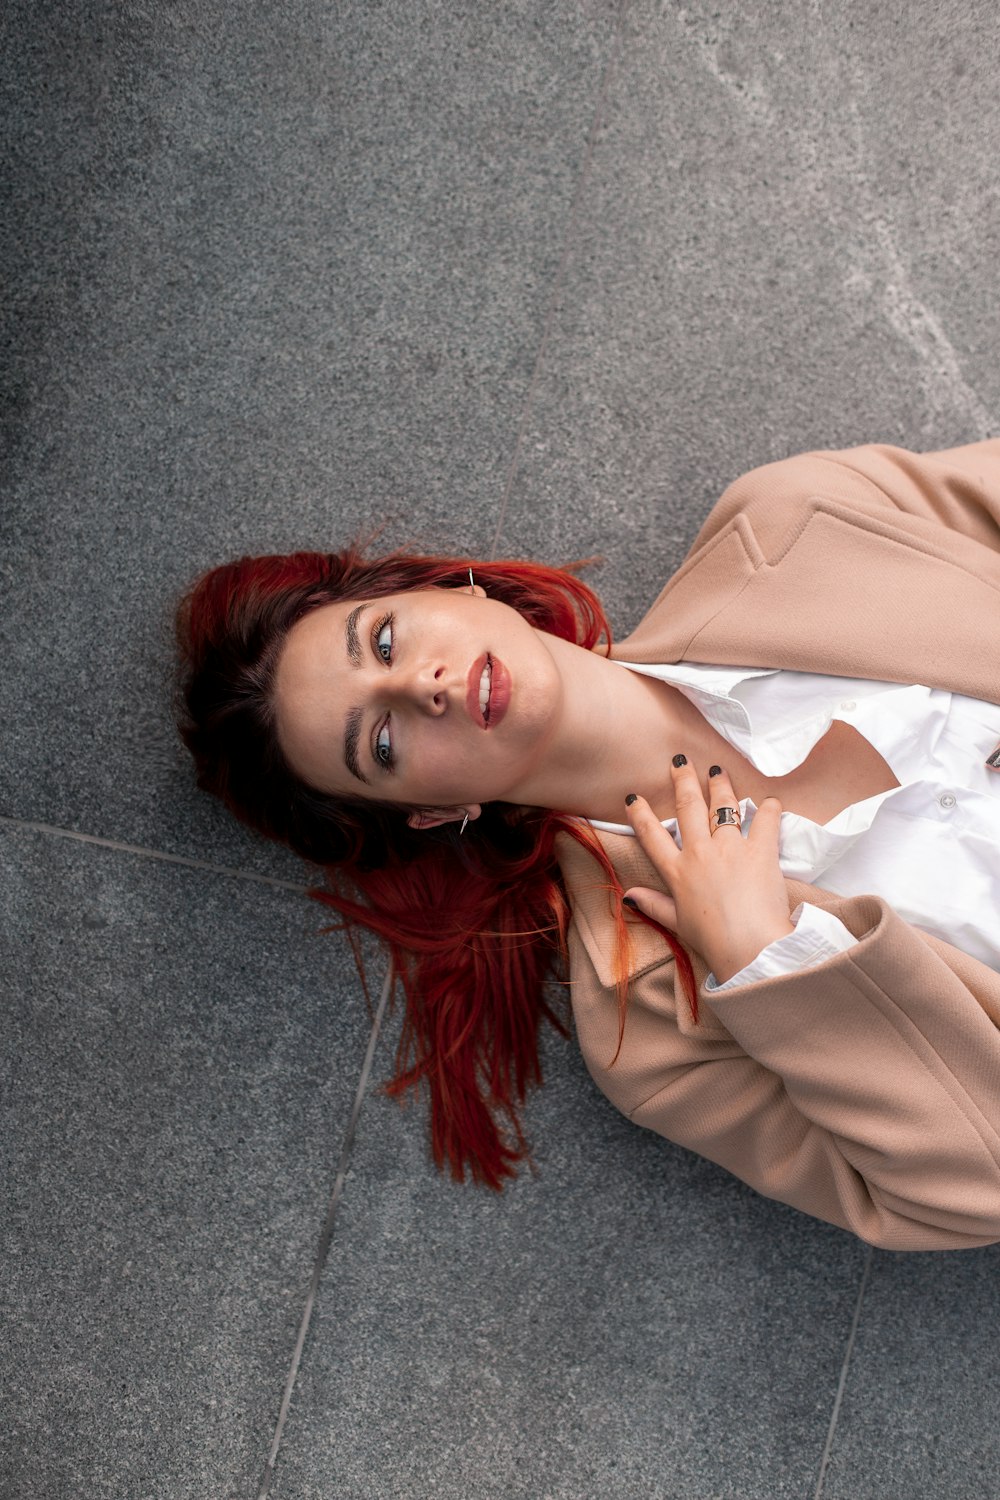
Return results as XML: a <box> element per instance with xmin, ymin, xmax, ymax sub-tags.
<box><xmin>608</xmin><ymin>505</ymin><xmax>1000</xmax><ymax>708</ymax></box>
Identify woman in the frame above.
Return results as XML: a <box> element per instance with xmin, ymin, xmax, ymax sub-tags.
<box><xmin>175</xmin><ymin>438</ymin><xmax>1000</xmax><ymax>1251</ymax></box>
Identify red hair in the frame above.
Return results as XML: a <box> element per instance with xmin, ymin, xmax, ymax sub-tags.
<box><xmin>175</xmin><ymin>542</ymin><xmax>697</xmax><ymax>1188</ymax></box>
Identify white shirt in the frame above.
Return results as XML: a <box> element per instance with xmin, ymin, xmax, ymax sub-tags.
<box><xmin>587</xmin><ymin>662</ymin><xmax>1000</xmax><ymax>990</ymax></box>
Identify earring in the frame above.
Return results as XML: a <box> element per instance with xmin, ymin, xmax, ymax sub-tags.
<box><xmin>459</xmin><ymin>813</ymin><xmax>469</xmax><ymax>835</ymax></box>
<box><xmin>468</xmin><ymin>568</ymin><xmax>475</xmax><ymax>592</ymax></box>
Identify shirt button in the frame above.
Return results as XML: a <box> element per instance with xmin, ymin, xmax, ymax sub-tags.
<box><xmin>839</xmin><ymin>700</ymin><xmax>857</xmax><ymax>712</ymax></box>
<box><xmin>939</xmin><ymin>793</ymin><xmax>957</xmax><ymax>810</ymax></box>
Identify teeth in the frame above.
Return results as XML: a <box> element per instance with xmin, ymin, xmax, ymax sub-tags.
<box><xmin>478</xmin><ymin>662</ymin><xmax>492</xmax><ymax>715</ymax></box>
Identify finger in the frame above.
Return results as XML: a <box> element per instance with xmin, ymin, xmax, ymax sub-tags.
<box><xmin>668</xmin><ymin>754</ymin><xmax>712</xmax><ymax>847</ymax></box>
<box><xmin>705</xmin><ymin>762</ymin><xmax>744</xmax><ymax>838</ymax></box>
<box><xmin>624</xmin><ymin>792</ymin><xmax>679</xmax><ymax>876</ymax></box>
<box><xmin>746</xmin><ymin>793</ymin><xmax>783</xmax><ymax>845</ymax></box>
<box><xmin>623</xmin><ymin>884</ymin><xmax>679</xmax><ymax>931</ymax></box>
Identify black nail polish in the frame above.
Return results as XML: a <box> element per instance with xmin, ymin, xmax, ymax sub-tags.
<box><xmin>622</xmin><ymin>896</ymin><xmax>638</xmax><ymax>910</ymax></box>
<box><xmin>625</xmin><ymin>792</ymin><xmax>638</xmax><ymax>806</ymax></box>
<box><xmin>672</xmin><ymin>754</ymin><xmax>687</xmax><ymax>768</ymax></box>
<box><xmin>987</xmin><ymin>747</ymin><xmax>1000</xmax><ymax>769</ymax></box>
<box><xmin>709</xmin><ymin>765</ymin><xmax>722</xmax><ymax>777</ymax></box>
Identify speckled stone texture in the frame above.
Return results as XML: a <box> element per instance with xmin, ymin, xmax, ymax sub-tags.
<box><xmin>266</xmin><ymin>1040</ymin><xmax>868</xmax><ymax>1500</ymax></box>
<box><xmin>4</xmin><ymin>0</ymin><xmax>1000</xmax><ymax>1495</ymax></box>
<box><xmin>820</xmin><ymin>1248</ymin><xmax>1000</xmax><ymax>1500</ymax></box>
<box><xmin>0</xmin><ymin>823</ymin><xmax>374</xmax><ymax>1498</ymax></box>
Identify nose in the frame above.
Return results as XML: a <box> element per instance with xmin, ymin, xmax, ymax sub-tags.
<box><xmin>390</xmin><ymin>659</ymin><xmax>449</xmax><ymax>715</ymax></box>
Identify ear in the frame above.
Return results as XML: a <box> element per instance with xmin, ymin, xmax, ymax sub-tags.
<box><xmin>446</xmin><ymin>581</ymin><xmax>487</xmax><ymax>599</ymax></box>
<box><xmin>406</xmin><ymin>803</ymin><xmax>482</xmax><ymax>831</ymax></box>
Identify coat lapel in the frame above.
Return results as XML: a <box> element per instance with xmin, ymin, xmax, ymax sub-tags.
<box><xmin>612</xmin><ymin>503</ymin><xmax>1000</xmax><ymax>708</ymax></box>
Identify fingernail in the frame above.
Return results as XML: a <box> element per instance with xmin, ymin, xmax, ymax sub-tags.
<box><xmin>709</xmin><ymin>764</ymin><xmax>722</xmax><ymax>777</ymax></box>
<box><xmin>672</xmin><ymin>753</ymin><xmax>687</xmax><ymax>768</ymax></box>
<box><xmin>987</xmin><ymin>747</ymin><xmax>1000</xmax><ymax>769</ymax></box>
<box><xmin>622</xmin><ymin>896</ymin><xmax>638</xmax><ymax>910</ymax></box>
<box><xmin>625</xmin><ymin>792</ymin><xmax>638</xmax><ymax>806</ymax></box>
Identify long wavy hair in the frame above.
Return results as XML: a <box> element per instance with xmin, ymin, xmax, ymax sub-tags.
<box><xmin>175</xmin><ymin>543</ymin><xmax>696</xmax><ymax>1188</ymax></box>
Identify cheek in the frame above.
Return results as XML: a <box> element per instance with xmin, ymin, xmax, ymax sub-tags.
<box><xmin>407</xmin><ymin>732</ymin><xmax>497</xmax><ymax>803</ymax></box>
<box><xmin>402</xmin><ymin>729</ymin><xmax>467</xmax><ymax>797</ymax></box>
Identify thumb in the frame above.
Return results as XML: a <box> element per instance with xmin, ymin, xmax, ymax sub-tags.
<box><xmin>623</xmin><ymin>885</ymin><xmax>678</xmax><ymax>930</ymax></box>
<box><xmin>748</xmin><ymin>795</ymin><xmax>783</xmax><ymax>842</ymax></box>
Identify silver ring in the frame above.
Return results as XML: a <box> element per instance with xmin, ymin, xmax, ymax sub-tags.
<box><xmin>710</xmin><ymin>805</ymin><xmax>742</xmax><ymax>835</ymax></box>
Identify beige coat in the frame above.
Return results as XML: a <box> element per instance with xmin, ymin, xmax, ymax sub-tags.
<box><xmin>558</xmin><ymin>439</ymin><xmax>1000</xmax><ymax>1250</ymax></box>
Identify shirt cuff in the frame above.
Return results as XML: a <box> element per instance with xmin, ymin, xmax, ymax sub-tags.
<box><xmin>704</xmin><ymin>902</ymin><xmax>860</xmax><ymax>992</ymax></box>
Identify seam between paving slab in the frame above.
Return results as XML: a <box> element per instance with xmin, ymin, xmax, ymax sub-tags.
<box><xmin>0</xmin><ymin>815</ymin><xmax>314</xmax><ymax>893</ymax></box>
<box><xmin>812</xmin><ymin>1246</ymin><xmax>874</xmax><ymax>1499</ymax></box>
<box><xmin>257</xmin><ymin>969</ymin><xmax>393</xmax><ymax>1500</ymax></box>
<box><xmin>0</xmin><ymin>812</ymin><xmax>394</xmax><ymax>1492</ymax></box>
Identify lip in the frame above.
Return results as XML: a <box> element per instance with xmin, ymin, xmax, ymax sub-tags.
<box><xmin>465</xmin><ymin>652</ymin><xmax>511</xmax><ymax>730</ymax></box>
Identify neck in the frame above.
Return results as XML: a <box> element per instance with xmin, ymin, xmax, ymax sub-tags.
<box><xmin>509</xmin><ymin>636</ymin><xmax>703</xmax><ymax>823</ymax></box>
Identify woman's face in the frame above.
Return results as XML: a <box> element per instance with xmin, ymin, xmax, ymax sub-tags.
<box><xmin>273</xmin><ymin>585</ymin><xmax>565</xmax><ymax>822</ymax></box>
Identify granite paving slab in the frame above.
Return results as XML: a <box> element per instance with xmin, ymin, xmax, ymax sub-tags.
<box><xmin>0</xmin><ymin>822</ymin><xmax>380</xmax><ymax>1500</ymax></box>
<box><xmin>267</xmin><ymin>1025</ymin><xmax>866</xmax><ymax>1499</ymax></box>
<box><xmin>821</xmin><ymin>1246</ymin><xmax>1000</xmax><ymax>1500</ymax></box>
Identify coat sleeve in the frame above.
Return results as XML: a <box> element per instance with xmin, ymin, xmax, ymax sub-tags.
<box><xmin>570</xmin><ymin>892</ymin><xmax>1000</xmax><ymax>1251</ymax></box>
<box><xmin>689</xmin><ymin>438</ymin><xmax>1000</xmax><ymax>562</ymax></box>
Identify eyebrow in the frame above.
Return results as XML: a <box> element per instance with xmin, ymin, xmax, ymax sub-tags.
<box><xmin>343</xmin><ymin>603</ymin><xmax>370</xmax><ymax>785</ymax></box>
<box><xmin>344</xmin><ymin>706</ymin><xmax>368</xmax><ymax>785</ymax></box>
<box><xmin>345</xmin><ymin>603</ymin><xmax>365</xmax><ymax>667</ymax></box>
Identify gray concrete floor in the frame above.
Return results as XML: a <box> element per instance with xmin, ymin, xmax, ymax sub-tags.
<box><xmin>3</xmin><ymin>1</ymin><xmax>1000</xmax><ymax>1496</ymax></box>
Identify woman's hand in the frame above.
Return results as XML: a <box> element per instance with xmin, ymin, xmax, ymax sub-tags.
<box><xmin>623</xmin><ymin>757</ymin><xmax>795</xmax><ymax>985</ymax></box>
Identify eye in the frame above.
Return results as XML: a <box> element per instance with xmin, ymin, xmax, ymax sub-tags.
<box><xmin>373</xmin><ymin>613</ymin><xmax>394</xmax><ymax>663</ymax></box>
<box><xmin>374</xmin><ymin>717</ymin><xmax>393</xmax><ymax>770</ymax></box>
